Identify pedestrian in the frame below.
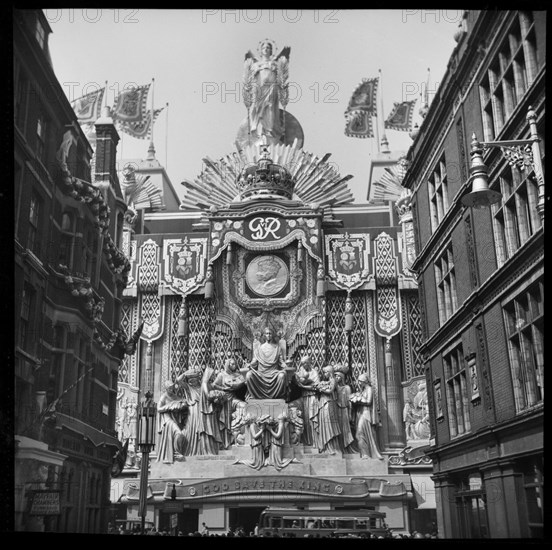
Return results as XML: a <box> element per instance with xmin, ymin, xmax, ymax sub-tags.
<box><xmin>254</xmin><ymin>523</ymin><xmax>259</xmax><ymax>536</ymax></box>
<box><xmin>201</xmin><ymin>522</ymin><xmax>209</xmax><ymax>536</ymax></box>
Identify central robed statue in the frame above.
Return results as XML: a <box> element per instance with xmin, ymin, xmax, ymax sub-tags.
<box><xmin>242</xmin><ymin>327</ymin><xmax>289</xmax><ymax>399</ymax></box>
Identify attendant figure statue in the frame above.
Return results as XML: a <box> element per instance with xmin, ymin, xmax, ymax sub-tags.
<box><xmin>243</xmin><ymin>327</ymin><xmax>288</xmax><ymax>399</ymax></box>
<box><xmin>313</xmin><ymin>365</ymin><xmax>343</xmax><ymax>455</ymax></box>
<box><xmin>156</xmin><ymin>378</ymin><xmax>187</xmax><ymax>463</ymax></box>
<box><xmin>265</xmin><ymin>413</ymin><xmax>298</xmax><ymax>470</ymax></box>
<box><xmin>243</xmin><ymin>40</ymin><xmax>290</xmax><ymax>146</ymax></box>
<box><xmin>333</xmin><ymin>364</ymin><xmax>356</xmax><ymax>453</ymax></box>
<box><xmin>211</xmin><ymin>357</ymin><xmax>246</xmax><ymax>448</ymax></box>
<box><xmin>291</xmin><ymin>354</ymin><xmax>320</xmax><ymax>447</ymax></box>
<box><xmin>198</xmin><ymin>365</ymin><xmax>224</xmax><ymax>454</ymax></box>
<box><xmin>178</xmin><ymin>366</ymin><xmax>214</xmax><ymax>456</ymax></box>
<box><xmin>403</xmin><ymin>398</ymin><xmax>417</xmax><ymax>440</ymax></box>
<box><xmin>287</xmin><ymin>406</ymin><xmax>304</xmax><ymax>445</ymax></box>
<box><xmin>350</xmin><ymin>373</ymin><xmax>384</xmax><ymax>460</ymax></box>
<box><xmin>234</xmin><ymin>414</ymin><xmax>271</xmax><ymax>470</ymax></box>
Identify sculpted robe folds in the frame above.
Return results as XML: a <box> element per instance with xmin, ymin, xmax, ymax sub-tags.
<box><xmin>245</xmin><ymin>336</ymin><xmax>288</xmax><ymax>399</ymax></box>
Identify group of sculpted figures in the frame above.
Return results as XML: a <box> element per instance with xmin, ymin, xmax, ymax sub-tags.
<box><xmin>156</xmin><ymin>327</ymin><xmax>383</xmax><ymax>469</ymax></box>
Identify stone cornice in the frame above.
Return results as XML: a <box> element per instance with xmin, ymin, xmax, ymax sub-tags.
<box><xmin>426</xmin><ymin>404</ymin><xmax>543</xmax><ymax>471</ymax></box>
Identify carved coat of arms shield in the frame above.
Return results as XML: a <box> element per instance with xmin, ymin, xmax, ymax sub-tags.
<box><xmin>163</xmin><ymin>238</ymin><xmax>208</xmax><ymax>294</ymax></box>
<box><xmin>325</xmin><ymin>233</ymin><xmax>371</xmax><ymax>291</ymax></box>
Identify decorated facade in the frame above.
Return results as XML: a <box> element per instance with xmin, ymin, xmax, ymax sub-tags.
<box><xmin>110</xmin><ymin>40</ymin><xmax>436</xmax><ymax>536</ymax></box>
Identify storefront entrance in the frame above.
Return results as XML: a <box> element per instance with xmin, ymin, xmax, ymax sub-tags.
<box><xmin>229</xmin><ymin>507</ymin><xmax>266</xmax><ymax>535</ymax></box>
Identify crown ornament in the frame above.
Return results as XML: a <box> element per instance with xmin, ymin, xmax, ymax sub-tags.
<box><xmin>236</xmin><ymin>142</ymin><xmax>295</xmax><ymax>201</ymax></box>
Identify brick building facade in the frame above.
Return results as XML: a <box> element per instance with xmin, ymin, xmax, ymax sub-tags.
<box><xmin>14</xmin><ymin>9</ymin><xmax>129</xmax><ymax>533</ymax></box>
<box><xmin>403</xmin><ymin>10</ymin><xmax>545</xmax><ymax>539</ymax></box>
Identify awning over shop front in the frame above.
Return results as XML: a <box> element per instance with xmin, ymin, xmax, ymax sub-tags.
<box><xmin>410</xmin><ymin>474</ymin><xmax>436</xmax><ymax>509</ymax></box>
<box><xmin>56</xmin><ymin>412</ymin><xmax>122</xmax><ymax>449</ymax></box>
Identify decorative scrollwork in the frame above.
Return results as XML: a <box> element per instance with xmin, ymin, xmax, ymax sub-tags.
<box><xmin>499</xmin><ymin>144</ymin><xmax>534</xmax><ymax>170</ymax></box>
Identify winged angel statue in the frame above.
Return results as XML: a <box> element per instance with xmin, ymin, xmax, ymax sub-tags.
<box><xmin>242</xmin><ymin>39</ymin><xmax>290</xmax><ymax>146</ymax></box>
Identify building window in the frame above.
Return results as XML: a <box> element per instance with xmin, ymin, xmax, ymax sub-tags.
<box><xmin>14</xmin><ymin>71</ymin><xmax>28</xmax><ymax>130</ymax></box>
<box><xmin>434</xmin><ymin>244</ymin><xmax>458</xmax><ymax>324</ymax></box>
<box><xmin>456</xmin><ymin>474</ymin><xmax>489</xmax><ymax>538</ymax></box>
<box><xmin>35</xmin><ymin>18</ymin><xmax>46</xmax><ymax>48</ymax></box>
<box><xmin>444</xmin><ymin>343</ymin><xmax>471</xmax><ymax>438</ymax></box>
<box><xmin>428</xmin><ymin>154</ymin><xmax>449</xmax><ymax>231</ymax></box>
<box><xmin>81</xmin><ymin>227</ymin><xmax>99</xmax><ymax>284</ymax></box>
<box><xmin>503</xmin><ymin>279</ymin><xmax>544</xmax><ymax>412</ymax></box>
<box><xmin>479</xmin><ymin>11</ymin><xmax>538</xmax><ymax>141</ymax></box>
<box><xmin>27</xmin><ymin>192</ymin><xmax>41</xmax><ymax>254</ymax></box>
<box><xmin>433</xmin><ymin>379</ymin><xmax>444</xmax><ymax>419</ymax></box>
<box><xmin>59</xmin><ymin>212</ymin><xmax>75</xmax><ymax>268</ymax></box>
<box><xmin>466</xmin><ymin>353</ymin><xmax>480</xmax><ymax>401</ymax></box>
<box><xmin>522</xmin><ymin>457</ymin><xmax>544</xmax><ymax>538</ymax></box>
<box><xmin>491</xmin><ymin>164</ymin><xmax>542</xmax><ymax>266</ymax></box>
<box><xmin>19</xmin><ymin>282</ymin><xmax>35</xmax><ymax>350</ymax></box>
<box><xmin>36</xmin><ymin>114</ymin><xmax>47</xmax><ymax>163</ymax></box>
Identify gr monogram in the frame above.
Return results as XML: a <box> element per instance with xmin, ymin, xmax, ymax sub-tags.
<box><xmin>249</xmin><ymin>217</ymin><xmax>281</xmax><ymax>240</ymax></box>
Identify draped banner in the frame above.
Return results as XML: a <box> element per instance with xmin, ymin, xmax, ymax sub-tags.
<box><xmin>344</xmin><ymin>77</ymin><xmax>378</xmax><ymax>139</ymax></box>
<box><xmin>385</xmin><ymin>100</ymin><xmax>417</xmax><ymax>132</ymax></box>
<box><xmin>112</xmin><ymin>84</ymin><xmax>151</xmax><ymax>124</ymax></box>
<box><xmin>71</xmin><ymin>88</ymin><xmax>105</xmax><ymax>124</ymax></box>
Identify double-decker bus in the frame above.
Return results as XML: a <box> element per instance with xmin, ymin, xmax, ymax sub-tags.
<box><xmin>258</xmin><ymin>507</ymin><xmax>389</xmax><ymax>538</ymax></box>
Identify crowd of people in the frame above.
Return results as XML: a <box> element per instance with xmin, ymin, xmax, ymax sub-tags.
<box><xmin>109</xmin><ymin>522</ymin><xmax>438</xmax><ymax>539</ymax></box>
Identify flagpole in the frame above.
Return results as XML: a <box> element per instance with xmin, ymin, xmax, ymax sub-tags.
<box><xmin>103</xmin><ymin>80</ymin><xmax>109</xmax><ymax>115</ymax></box>
<box><xmin>150</xmin><ymin>77</ymin><xmax>155</xmax><ymax>145</ymax></box>
<box><xmin>165</xmin><ymin>102</ymin><xmax>169</xmax><ymax>169</ymax></box>
<box><xmin>374</xmin><ymin>75</ymin><xmax>380</xmax><ymax>153</ymax></box>
<box><xmin>420</xmin><ymin>67</ymin><xmax>430</xmax><ymax>119</ymax></box>
<box><xmin>378</xmin><ymin>69</ymin><xmax>389</xmax><ymax>153</ymax></box>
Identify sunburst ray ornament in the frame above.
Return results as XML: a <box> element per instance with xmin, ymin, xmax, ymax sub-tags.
<box><xmin>180</xmin><ymin>141</ymin><xmax>355</xmax><ymax>211</ymax></box>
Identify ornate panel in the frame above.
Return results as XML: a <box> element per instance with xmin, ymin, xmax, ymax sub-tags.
<box><xmin>400</xmin><ymin>292</ymin><xmax>424</xmax><ymax>381</ymax></box>
<box><xmin>350</xmin><ymin>293</ymin><xmax>369</xmax><ymax>384</ymax></box>
<box><xmin>169</xmin><ymin>297</ymin><xmax>188</xmax><ymax>380</ymax></box>
<box><xmin>137</xmin><ymin>239</ymin><xmax>160</xmax><ymax>292</ymax></box>
<box><xmin>326</xmin><ymin>293</ymin><xmax>349</xmax><ymax>367</ymax></box>
<box><xmin>187</xmin><ymin>295</ymin><xmax>212</xmax><ymax>372</ymax></box>
<box><xmin>373</xmin><ymin>233</ymin><xmax>402</xmax><ymax>338</ymax></box>
<box><xmin>119</xmin><ymin>299</ymin><xmax>139</xmax><ymax>387</ymax></box>
<box><xmin>211</xmin><ymin>320</ymin><xmax>235</xmax><ymax>371</ymax></box>
<box><xmin>140</xmin><ymin>293</ymin><xmax>164</xmax><ymax>342</ymax></box>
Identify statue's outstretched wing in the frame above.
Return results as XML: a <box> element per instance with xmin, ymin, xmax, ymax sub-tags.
<box><xmin>243</xmin><ymin>50</ymin><xmax>258</xmax><ymax>108</ymax></box>
<box><xmin>275</xmin><ymin>46</ymin><xmax>290</xmax><ymax>62</ymax></box>
<box><xmin>275</xmin><ymin>47</ymin><xmax>291</xmax><ymax>107</ymax></box>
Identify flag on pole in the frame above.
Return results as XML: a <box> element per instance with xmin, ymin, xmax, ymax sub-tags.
<box><xmin>344</xmin><ymin>77</ymin><xmax>378</xmax><ymax>138</ymax></box>
<box><xmin>111</xmin><ymin>438</ymin><xmax>129</xmax><ymax>478</ymax></box>
<box><xmin>71</xmin><ymin>88</ymin><xmax>105</xmax><ymax>124</ymax></box>
<box><xmin>384</xmin><ymin>100</ymin><xmax>417</xmax><ymax>131</ymax></box>
<box><xmin>116</xmin><ymin>107</ymin><xmax>164</xmax><ymax>139</ymax></box>
<box><xmin>112</xmin><ymin>84</ymin><xmax>151</xmax><ymax>124</ymax></box>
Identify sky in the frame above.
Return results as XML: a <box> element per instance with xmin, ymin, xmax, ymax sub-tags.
<box><xmin>46</xmin><ymin>8</ymin><xmax>464</xmax><ymax>204</ymax></box>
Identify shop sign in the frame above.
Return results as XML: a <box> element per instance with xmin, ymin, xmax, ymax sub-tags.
<box><xmin>28</xmin><ymin>491</ymin><xmax>61</xmax><ymax>515</ymax></box>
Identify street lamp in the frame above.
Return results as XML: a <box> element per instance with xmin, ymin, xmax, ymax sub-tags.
<box><xmin>461</xmin><ymin>106</ymin><xmax>544</xmax><ymax>222</ymax></box>
<box><xmin>137</xmin><ymin>391</ymin><xmax>156</xmax><ymax>535</ymax></box>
